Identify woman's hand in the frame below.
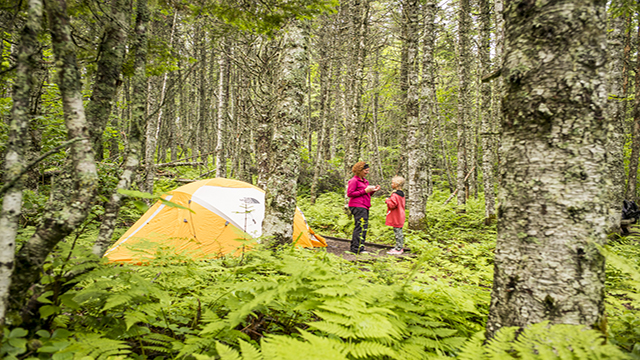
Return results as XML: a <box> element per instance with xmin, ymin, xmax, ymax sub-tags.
<box><xmin>366</xmin><ymin>185</ymin><xmax>381</xmax><ymax>193</ymax></box>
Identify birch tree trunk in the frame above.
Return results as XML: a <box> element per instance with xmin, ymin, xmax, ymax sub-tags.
<box><xmin>479</xmin><ymin>0</ymin><xmax>495</xmax><ymax>221</ymax></box>
<box><xmin>486</xmin><ymin>0</ymin><xmax>608</xmax><ymax>338</ymax></box>
<box><xmin>456</xmin><ymin>0</ymin><xmax>470</xmax><ymax>207</ymax></box>
<box><xmin>604</xmin><ymin>11</ymin><xmax>628</xmax><ymax>232</ymax></box>
<box><xmin>93</xmin><ymin>0</ymin><xmax>149</xmax><ymax>256</ymax></box>
<box><xmin>85</xmin><ymin>0</ymin><xmax>127</xmax><ymax>161</ymax></box>
<box><xmin>404</xmin><ymin>0</ymin><xmax>427</xmax><ymax>230</ymax></box>
<box><xmin>0</xmin><ymin>0</ymin><xmax>42</xmax><ymax>326</ymax></box>
<box><xmin>10</xmin><ymin>0</ymin><xmax>99</xmax><ymax>318</ymax></box>
<box><xmin>262</xmin><ymin>22</ymin><xmax>306</xmax><ymax>246</ymax></box>
<box><xmin>626</xmin><ymin>20</ymin><xmax>640</xmax><ymax>202</ymax></box>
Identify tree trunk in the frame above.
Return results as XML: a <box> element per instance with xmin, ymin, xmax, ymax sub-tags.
<box><xmin>10</xmin><ymin>0</ymin><xmax>99</xmax><ymax>318</ymax></box>
<box><xmin>487</xmin><ymin>0</ymin><xmax>608</xmax><ymax>338</ymax></box>
<box><xmin>404</xmin><ymin>0</ymin><xmax>426</xmax><ymax>230</ymax></box>
<box><xmin>93</xmin><ymin>0</ymin><xmax>149</xmax><ymax>257</ymax></box>
<box><xmin>604</xmin><ymin>11</ymin><xmax>628</xmax><ymax>233</ymax></box>
<box><xmin>262</xmin><ymin>22</ymin><xmax>306</xmax><ymax>246</ymax></box>
<box><xmin>310</xmin><ymin>22</ymin><xmax>329</xmax><ymax>204</ymax></box>
<box><xmin>0</xmin><ymin>0</ymin><xmax>43</xmax><ymax>326</ymax></box>
<box><xmin>492</xmin><ymin>0</ymin><xmax>505</xmax><ymax>198</ymax></box>
<box><xmin>85</xmin><ymin>0</ymin><xmax>127</xmax><ymax>161</ymax></box>
<box><xmin>216</xmin><ymin>38</ymin><xmax>230</xmax><ymax>178</ymax></box>
<box><xmin>197</xmin><ymin>24</ymin><xmax>209</xmax><ymax>169</ymax></box>
<box><xmin>626</xmin><ymin>19</ymin><xmax>640</xmax><ymax>202</ymax></box>
<box><xmin>456</xmin><ymin>0</ymin><xmax>470</xmax><ymax>207</ymax></box>
<box><xmin>479</xmin><ymin>0</ymin><xmax>495</xmax><ymax>221</ymax></box>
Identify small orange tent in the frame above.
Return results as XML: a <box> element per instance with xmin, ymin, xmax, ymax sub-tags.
<box><xmin>104</xmin><ymin>178</ymin><xmax>326</xmax><ymax>263</ymax></box>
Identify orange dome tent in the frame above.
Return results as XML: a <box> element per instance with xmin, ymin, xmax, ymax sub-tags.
<box><xmin>104</xmin><ymin>178</ymin><xmax>326</xmax><ymax>263</ymax></box>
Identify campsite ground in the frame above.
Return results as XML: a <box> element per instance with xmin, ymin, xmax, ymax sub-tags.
<box><xmin>322</xmin><ymin>235</ymin><xmax>411</xmax><ymax>261</ymax></box>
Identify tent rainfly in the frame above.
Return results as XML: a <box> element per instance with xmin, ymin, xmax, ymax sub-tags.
<box><xmin>104</xmin><ymin>178</ymin><xmax>327</xmax><ymax>263</ymax></box>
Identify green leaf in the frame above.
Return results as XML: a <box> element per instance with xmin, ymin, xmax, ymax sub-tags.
<box><xmin>8</xmin><ymin>328</ymin><xmax>28</xmax><ymax>338</ymax></box>
<box><xmin>37</xmin><ymin>290</ymin><xmax>54</xmax><ymax>304</ymax></box>
<box><xmin>39</xmin><ymin>305</ymin><xmax>60</xmax><ymax>319</ymax></box>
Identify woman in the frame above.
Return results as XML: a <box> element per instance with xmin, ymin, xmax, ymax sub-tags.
<box><xmin>347</xmin><ymin>161</ymin><xmax>380</xmax><ymax>254</ymax></box>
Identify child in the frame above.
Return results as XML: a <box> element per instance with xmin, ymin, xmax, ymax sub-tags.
<box><xmin>386</xmin><ymin>176</ymin><xmax>406</xmax><ymax>255</ymax></box>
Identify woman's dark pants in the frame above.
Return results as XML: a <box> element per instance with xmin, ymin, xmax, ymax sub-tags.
<box><xmin>350</xmin><ymin>207</ymin><xmax>369</xmax><ymax>253</ymax></box>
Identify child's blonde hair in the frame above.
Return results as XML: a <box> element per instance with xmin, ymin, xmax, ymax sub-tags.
<box><xmin>392</xmin><ymin>176</ymin><xmax>405</xmax><ymax>189</ymax></box>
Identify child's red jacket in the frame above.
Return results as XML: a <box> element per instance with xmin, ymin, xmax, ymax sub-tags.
<box><xmin>385</xmin><ymin>190</ymin><xmax>406</xmax><ymax>228</ymax></box>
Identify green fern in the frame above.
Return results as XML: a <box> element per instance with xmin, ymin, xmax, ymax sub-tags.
<box><xmin>457</xmin><ymin>322</ymin><xmax>629</xmax><ymax>359</ymax></box>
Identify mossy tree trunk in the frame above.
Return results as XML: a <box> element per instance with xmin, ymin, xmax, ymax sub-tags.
<box><xmin>262</xmin><ymin>22</ymin><xmax>307</xmax><ymax>246</ymax></box>
<box><xmin>0</xmin><ymin>0</ymin><xmax>43</xmax><ymax>326</ymax></box>
<box><xmin>10</xmin><ymin>0</ymin><xmax>99</xmax><ymax>319</ymax></box>
<box><xmin>487</xmin><ymin>0</ymin><xmax>608</xmax><ymax>338</ymax></box>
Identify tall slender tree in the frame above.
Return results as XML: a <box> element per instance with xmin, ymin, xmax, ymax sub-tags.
<box><xmin>85</xmin><ymin>0</ymin><xmax>128</xmax><ymax>161</ymax></box>
<box><xmin>605</xmin><ymin>10</ymin><xmax>629</xmax><ymax>232</ymax></box>
<box><xmin>404</xmin><ymin>0</ymin><xmax>427</xmax><ymax>230</ymax></box>
<box><xmin>479</xmin><ymin>0</ymin><xmax>495</xmax><ymax>221</ymax></box>
<box><xmin>627</xmin><ymin>19</ymin><xmax>640</xmax><ymax>202</ymax></box>
<box><xmin>456</xmin><ymin>0</ymin><xmax>470</xmax><ymax>207</ymax></box>
<box><xmin>93</xmin><ymin>0</ymin><xmax>150</xmax><ymax>256</ymax></box>
<box><xmin>487</xmin><ymin>0</ymin><xmax>609</xmax><ymax>337</ymax></box>
<box><xmin>216</xmin><ymin>37</ymin><xmax>230</xmax><ymax>178</ymax></box>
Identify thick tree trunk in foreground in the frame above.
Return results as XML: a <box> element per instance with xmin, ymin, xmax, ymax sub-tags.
<box><xmin>0</xmin><ymin>0</ymin><xmax>43</xmax><ymax>326</ymax></box>
<box><xmin>487</xmin><ymin>0</ymin><xmax>608</xmax><ymax>338</ymax></box>
<box><xmin>85</xmin><ymin>0</ymin><xmax>127</xmax><ymax>161</ymax></box>
<box><xmin>10</xmin><ymin>0</ymin><xmax>99</xmax><ymax>317</ymax></box>
<box><xmin>262</xmin><ymin>22</ymin><xmax>306</xmax><ymax>246</ymax></box>
<box><xmin>93</xmin><ymin>0</ymin><xmax>149</xmax><ymax>256</ymax></box>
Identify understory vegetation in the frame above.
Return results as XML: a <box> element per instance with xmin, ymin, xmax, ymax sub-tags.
<box><xmin>2</xmin><ymin>183</ymin><xmax>639</xmax><ymax>359</ymax></box>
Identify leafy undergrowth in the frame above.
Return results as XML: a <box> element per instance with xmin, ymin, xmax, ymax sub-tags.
<box><xmin>2</xmin><ymin>190</ymin><xmax>638</xmax><ymax>359</ymax></box>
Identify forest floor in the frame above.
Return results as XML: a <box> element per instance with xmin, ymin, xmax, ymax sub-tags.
<box><xmin>322</xmin><ymin>235</ymin><xmax>413</xmax><ymax>261</ymax></box>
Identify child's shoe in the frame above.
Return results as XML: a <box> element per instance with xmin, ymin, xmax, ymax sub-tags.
<box><xmin>387</xmin><ymin>249</ymin><xmax>403</xmax><ymax>255</ymax></box>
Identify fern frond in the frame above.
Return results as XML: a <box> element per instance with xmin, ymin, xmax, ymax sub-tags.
<box><xmin>238</xmin><ymin>340</ymin><xmax>263</xmax><ymax>360</ymax></box>
<box><xmin>260</xmin><ymin>332</ymin><xmax>348</xmax><ymax>360</ymax></box>
<box><xmin>215</xmin><ymin>342</ymin><xmax>242</xmax><ymax>360</ymax></box>
<box><xmin>455</xmin><ymin>331</ymin><xmax>486</xmax><ymax>360</ymax></box>
<box><xmin>308</xmin><ymin>321</ymin><xmax>353</xmax><ymax>338</ymax></box>
<box><xmin>345</xmin><ymin>340</ymin><xmax>399</xmax><ymax>359</ymax></box>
